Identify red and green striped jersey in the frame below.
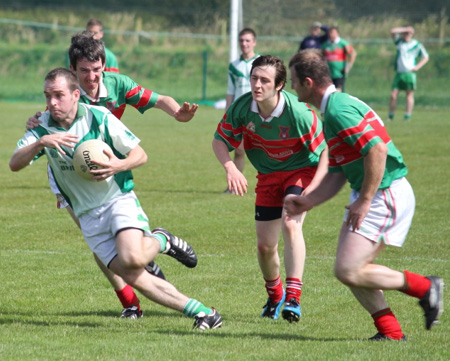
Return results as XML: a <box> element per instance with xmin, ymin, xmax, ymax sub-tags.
<box><xmin>321</xmin><ymin>38</ymin><xmax>355</xmax><ymax>79</ymax></box>
<box><xmin>214</xmin><ymin>90</ymin><xmax>326</xmax><ymax>174</ymax></box>
<box><xmin>79</xmin><ymin>72</ymin><xmax>159</xmax><ymax>120</ymax></box>
<box><xmin>104</xmin><ymin>47</ymin><xmax>119</xmax><ymax>73</ymax></box>
<box><xmin>323</xmin><ymin>91</ymin><xmax>408</xmax><ymax>191</ymax></box>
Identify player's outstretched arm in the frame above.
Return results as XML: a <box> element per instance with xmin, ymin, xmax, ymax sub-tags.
<box><xmin>155</xmin><ymin>95</ymin><xmax>198</xmax><ymax>122</ymax></box>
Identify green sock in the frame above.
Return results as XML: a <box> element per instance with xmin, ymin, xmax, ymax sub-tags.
<box><xmin>152</xmin><ymin>232</ymin><xmax>167</xmax><ymax>252</ymax></box>
<box><xmin>183</xmin><ymin>299</ymin><xmax>212</xmax><ymax>318</ymax></box>
<box><xmin>388</xmin><ymin>112</ymin><xmax>394</xmax><ymax>120</ymax></box>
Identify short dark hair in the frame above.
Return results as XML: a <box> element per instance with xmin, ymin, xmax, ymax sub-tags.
<box><xmin>251</xmin><ymin>55</ymin><xmax>286</xmax><ymax>90</ymax></box>
<box><xmin>239</xmin><ymin>28</ymin><xmax>256</xmax><ymax>39</ymax></box>
<box><xmin>86</xmin><ymin>18</ymin><xmax>103</xmax><ymax>29</ymax></box>
<box><xmin>45</xmin><ymin>68</ymin><xmax>79</xmax><ymax>92</ymax></box>
<box><xmin>289</xmin><ymin>49</ymin><xmax>332</xmax><ymax>88</ymax></box>
<box><xmin>68</xmin><ymin>31</ymin><xmax>106</xmax><ymax>70</ymax></box>
<box><xmin>329</xmin><ymin>26</ymin><xmax>339</xmax><ymax>33</ymax></box>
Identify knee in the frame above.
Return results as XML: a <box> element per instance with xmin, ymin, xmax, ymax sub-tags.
<box><xmin>257</xmin><ymin>241</ymin><xmax>277</xmax><ymax>256</ymax></box>
<box><xmin>119</xmin><ymin>254</ymin><xmax>147</xmax><ymax>270</ymax></box>
<box><xmin>334</xmin><ymin>263</ymin><xmax>359</xmax><ymax>287</ymax></box>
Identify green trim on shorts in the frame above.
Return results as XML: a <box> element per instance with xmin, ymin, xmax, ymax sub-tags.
<box><xmin>392</xmin><ymin>72</ymin><xmax>416</xmax><ymax>90</ymax></box>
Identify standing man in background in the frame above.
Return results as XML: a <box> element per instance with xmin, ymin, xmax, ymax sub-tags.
<box><xmin>388</xmin><ymin>26</ymin><xmax>429</xmax><ymax>121</ymax></box>
<box><xmin>86</xmin><ymin>18</ymin><xmax>119</xmax><ymax>73</ymax></box>
<box><xmin>321</xmin><ymin>26</ymin><xmax>356</xmax><ymax>92</ymax></box>
<box><xmin>298</xmin><ymin>21</ymin><xmax>329</xmax><ymax>51</ymax></box>
<box><xmin>223</xmin><ymin>28</ymin><xmax>260</xmax><ymax>193</ymax></box>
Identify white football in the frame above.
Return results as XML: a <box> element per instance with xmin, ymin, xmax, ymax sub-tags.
<box><xmin>73</xmin><ymin>139</ymin><xmax>112</xmax><ymax>181</ymax></box>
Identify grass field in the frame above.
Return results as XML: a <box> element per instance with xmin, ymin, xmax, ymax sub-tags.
<box><xmin>0</xmin><ymin>102</ymin><xmax>449</xmax><ymax>361</ymax></box>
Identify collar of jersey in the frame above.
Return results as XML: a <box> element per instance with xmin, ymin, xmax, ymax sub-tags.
<box><xmin>320</xmin><ymin>84</ymin><xmax>337</xmax><ymax>117</ymax></box>
<box><xmin>250</xmin><ymin>90</ymin><xmax>286</xmax><ymax>123</ymax></box>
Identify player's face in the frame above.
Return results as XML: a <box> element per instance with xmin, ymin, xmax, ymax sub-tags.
<box><xmin>87</xmin><ymin>25</ymin><xmax>103</xmax><ymax>40</ymax></box>
<box><xmin>239</xmin><ymin>33</ymin><xmax>256</xmax><ymax>56</ymax></box>
<box><xmin>329</xmin><ymin>29</ymin><xmax>338</xmax><ymax>42</ymax></box>
<box><xmin>290</xmin><ymin>66</ymin><xmax>311</xmax><ymax>103</ymax></box>
<box><xmin>44</xmin><ymin>76</ymin><xmax>80</xmax><ymax>123</ymax></box>
<box><xmin>250</xmin><ymin>65</ymin><xmax>282</xmax><ymax>104</ymax></box>
<box><xmin>72</xmin><ymin>58</ymin><xmax>105</xmax><ymax>98</ymax></box>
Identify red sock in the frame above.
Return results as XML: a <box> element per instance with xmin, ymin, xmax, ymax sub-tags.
<box><xmin>372</xmin><ymin>308</ymin><xmax>404</xmax><ymax>340</ymax></box>
<box><xmin>265</xmin><ymin>276</ymin><xmax>284</xmax><ymax>303</ymax></box>
<box><xmin>115</xmin><ymin>285</ymin><xmax>141</xmax><ymax>310</ymax></box>
<box><xmin>400</xmin><ymin>270</ymin><xmax>431</xmax><ymax>299</ymax></box>
<box><xmin>286</xmin><ymin>277</ymin><xmax>303</xmax><ymax>303</ymax></box>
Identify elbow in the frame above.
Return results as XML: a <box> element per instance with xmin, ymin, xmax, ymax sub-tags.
<box><xmin>9</xmin><ymin>160</ymin><xmax>21</xmax><ymax>172</ymax></box>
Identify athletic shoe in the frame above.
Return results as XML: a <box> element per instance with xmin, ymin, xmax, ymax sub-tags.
<box><xmin>145</xmin><ymin>261</ymin><xmax>166</xmax><ymax>280</ymax></box>
<box><xmin>261</xmin><ymin>291</ymin><xmax>286</xmax><ymax>320</ymax></box>
<box><xmin>419</xmin><ymin>276</ymin><xmax>444</xmax><ymax>330</ymax></box>
<box><xmin>152</xmin><ymin>228</ymin><xmax>198</xmax><ymax>268</ymax></box>
<box><xmin>120</xmin><ymin>305</ymin><xmax>143</xmax><ymax>319</ymax></box>
<box><xmin>282</xmin><ymin>297</ymin><xmax>301</xmax><ymax>323</ymax></box>
<box><xmin>368</xmin><ymin>332</ymin><xmax>407</xmax><ymax>341</ymax></box>
<box><xmin>193</xmin><ymin>308</ymin><xmax>222</xmax><ymax>330</ymax></box>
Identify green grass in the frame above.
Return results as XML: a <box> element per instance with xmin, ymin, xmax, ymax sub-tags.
<box><xmin>0</xmin><ymin>102</ymin><xmax>449</xmax><ymax>361</ymax></box>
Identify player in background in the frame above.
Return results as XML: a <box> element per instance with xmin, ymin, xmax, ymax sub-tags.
<box><xmin>321</xmin><ymin>26</ymin><xmax>356</xmax><ymax>92</ymax></box>
<box><xmin>286</xmin><ymin>49</ymin><xmax>443</xmax><ymax>340</ymax></box>
<box><xmin>10</xmin><ymin>68</ymin><xmax>222</xmax><ymax>330</ymax></box>
<box><xmin>65</xmin><ymin>19</ymin><xmax>119</xmax><ymax>73</ymax></box>
<box><xmin>223</xmin><ymin>28</ymin><xmax>260</xmax><ymax>194</ymax></box>
<box><xmin>388</xmin><ymin>26</ymin><xmax>429</xmax><ymax>121</ymax></box>
<box><xmin>27</xmin><ymin>32</ymin><xmax>199</xmax><ymax>319</ymax></box>
<box><xmin>298</xmin><ymin>21</ymin><xmax>329</xmax><ymax>51</ymax></box>
<box><xmin>86</xmin><ymin>18</ymin><xmax>119</xmax><ymax>73</ymax></box>
<box><xmin>213</xmin><ymin>55</ymin><xmax>328</xmax><ymax>323</ymax></box>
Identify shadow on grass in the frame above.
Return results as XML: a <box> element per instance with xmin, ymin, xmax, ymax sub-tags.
<box><xmin>0</xmin><ymin>310</ymin><xmax>353</xmax><ymax>342</ymax></box>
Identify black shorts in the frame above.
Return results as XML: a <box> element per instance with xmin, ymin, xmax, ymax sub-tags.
<box><xmin>332</xmin><ymin>77</ymin><xmax>346</xmax><ymax>90</ymax></box>
<box><xmin>255</xmin><ymin>185</ymin><xmax>304</xmax><ymax>221</ymax></box>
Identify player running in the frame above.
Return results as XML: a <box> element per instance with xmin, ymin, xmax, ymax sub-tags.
<box><xmin>10</xmin><ymin>68</ymin><xmax>222</xmax><ymax>330</ymax></box>
<box><xmin>286</xmin><ymin>49</ymin><xmax>443</xmax><ymax>340</ymax></box>
<box><xmin>27</xmin><ymin>32</ymin><xmax>198</xmax><ymax>319</ymax></box>
<box><xmin>213</xmin><ymin>55</ymin><xmax>327</xmax><ymax>323</ymax></box>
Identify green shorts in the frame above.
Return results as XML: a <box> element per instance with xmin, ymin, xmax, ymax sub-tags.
<box><xmin>392</xmin><ymin>72</ymin><xmax>416</xmax><ymax>91</ymax></box>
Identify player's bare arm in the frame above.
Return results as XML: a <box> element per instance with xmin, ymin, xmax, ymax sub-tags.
<box><xmin>10</xmin><ymin>133</ymin><xmax>79</xmax><ymax>171</ymax></box>
<box><xmin>285</xmin><ymin>172</ymin><xmax>347</xmax><ymax>217</ymax></box>
<box><xmin>212</xmin><ymin>138</ymin><xmax>248</xmax><ymax>196</ymax></box>
<box><xmin>302</xmin><ymin>146</ymin><xmax>328</xmax><ymax>196</ymax></box>
<box><xmin>90</xmin><ymin>145</ymin><xmax>148</xmax><ymax>181</ymax></box>
<box><xmin>26</xmin><ymin>111</ymin><xmax>43</xmax><ymax>130</ymax></box>
<box><xmin>345</xmin><ymin>142</ymin><xmax>387</xmax><ymax>230</ymax></box>
<box><xmin>155</xmin><ymin>95</ymin><xmax>197</xmax><ymax>122</ymax></box>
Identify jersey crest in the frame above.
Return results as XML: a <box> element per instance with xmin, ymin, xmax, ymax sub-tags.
<box><xmin>279</xmin><ymin>126</ymin><xmax>290</xmax><ymax>139</ymax></box>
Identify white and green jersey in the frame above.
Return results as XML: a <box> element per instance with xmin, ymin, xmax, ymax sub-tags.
<box><xmin>14</xmin><ymin>103</ymin><xmax>140</xmax><ymax>217</ymax></box>
<box><xmin>226</xmin><ymin>54</ymin><xmax>260</xmax><ymax>100</ymax></box>
<box><xmin>394</xmin><ymin>37</ymin><xmax>428</xmax><ymax>73</ymax></box>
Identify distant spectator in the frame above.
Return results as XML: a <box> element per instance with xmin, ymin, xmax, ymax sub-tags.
<box><xmin>86</xmin><ymin>18</ymin><xmax>119</xmax><ymax>73</ymax></box>
<box><xmin>298</xmin><ymin>21</ymin><xmax>329</xmax><ymax>51</ymax></box>
<box><xmin>223</xmin><ymin>27</ymin><xmax>260</xmax><ymax>194</ymax></box>
<box><xmin>321</xmin><ymin>26</ymin><xmax>356</xmax><ymax>92</ymax></box>
<box><xmin>388</xmin><ymin>26</ymin><xmax>429</xmax><ymax>121</ymax></box>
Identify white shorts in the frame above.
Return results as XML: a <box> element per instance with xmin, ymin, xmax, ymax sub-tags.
<box><xmin>343</xmin><ymin>177</ymin><xmax>415</xmax><ymax>247</ymax></box>
<box><xmin>48</xmin><ymin>164</ymin><xmax>69</xmax><ymax>209</ymax></box>
<box><xmin>79</xmin><ymin>191</ymin><xmax>152</xmax><ymax>267</ymax></box>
